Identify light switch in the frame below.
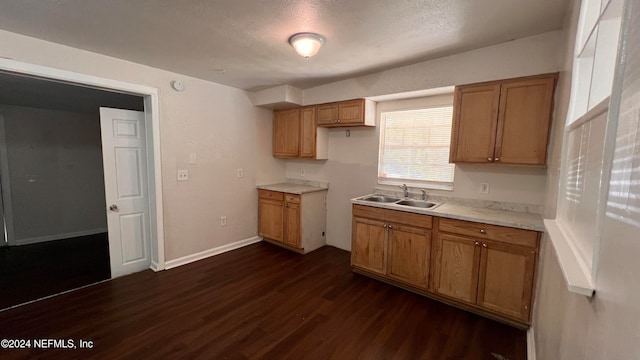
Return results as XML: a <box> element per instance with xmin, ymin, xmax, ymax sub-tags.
<box><xmin>189</xmin><ymin>153</ymin><xmax>197</xmax><ymax>165</ymax></box>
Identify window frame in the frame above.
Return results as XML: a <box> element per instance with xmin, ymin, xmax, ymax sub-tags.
<box><xmin>376</xmin><ymin>95</ymin><xmax>455</xmax><ymax>191</ymax></box>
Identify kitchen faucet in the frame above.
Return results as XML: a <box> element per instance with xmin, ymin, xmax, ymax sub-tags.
<box><xmin>400</xmin><ymin>184</ymin><xmax>409</xmax><ymax>198</ymax></box>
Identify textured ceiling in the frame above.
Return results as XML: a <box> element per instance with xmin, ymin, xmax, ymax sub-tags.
<box><xmin>0</xmin><ymin>0</ymin><xmax>570</xmax><ymax>91</ymax></box>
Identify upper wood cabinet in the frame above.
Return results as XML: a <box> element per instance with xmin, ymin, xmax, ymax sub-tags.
<box><xmin>450</xmin><ymin>73</ymin><xmax>557</xmax><ymax>165</ymax></box>
<box><xmin>273</xmin><ymin>109</ymin><xmax>300</xmax><ymax>158</ymax></box>
<box><xmin>317</xmin><ymin>99</ymin><xmax>375</xmax><ymax>127</ymax></box>
<box><xmin>273</xmin><ymin>106</ymin><xmax>328</xmax><ymax>159</ymax></box>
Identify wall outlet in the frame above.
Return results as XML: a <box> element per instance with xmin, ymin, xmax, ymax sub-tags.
<box><xmin>220</xmin><ymin>216</ymin><xmax>227</xmax><ymax>226</ymax></box>
<box><xmin>300</xmin><ymin>169</ymin><xmax>306</xmax><ymax>177</ymax></box>
<box><xmin>177</xmin><ymin>169</ymin><xmax>189</xmax><ymax>181</ymax></box>
<box><xmin>237</xmin><ymin>168</ymin><xmax>243</xmax><ymax>178</ymax></box>
<box><xmin>479</xmin><ymin>182</ymin><xmax>490</xmax><ymax>194</ymax></box>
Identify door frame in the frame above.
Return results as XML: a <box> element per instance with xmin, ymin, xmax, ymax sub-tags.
<box><xmin>0</xmin><ymin>58</ymin><xmax>166</xmax><ymax>271</ymax></box>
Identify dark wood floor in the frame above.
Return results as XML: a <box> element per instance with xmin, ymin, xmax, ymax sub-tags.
<box><xmin>0</xmin><ymin>242</ymin><xmax>526</xmax><ymax>360</ymax></box>
<box><xmin>0</xmin><ymin>233</ymin><xmax>111</xmax><ymax>310</ymax></box>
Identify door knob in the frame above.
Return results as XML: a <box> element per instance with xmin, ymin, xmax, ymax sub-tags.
<box><xmin>109</xmin><ymin>204</ymin><xmax>118</xmax><ymax>211</ymax></box>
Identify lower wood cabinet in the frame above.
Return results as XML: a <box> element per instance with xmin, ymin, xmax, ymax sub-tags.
<box><xmin>351</xmin><ymin>204</ymin><xmax>540</xmax><ymax>327</ymax></box>
<box><xmin>431</xmin><ymin>233</ymin><xmax>481</xmax><ymax>304</ymax></box>
<box><xmin>258</xmin><ymin>189</ymin><xmax>327</xmax><ymax>254</ymax></box>
<box><xmin>258</xmin><ymin>191</ymin><xmax>284</xmax><ymax>242</ymax></box>
<box><xmin>476</xmin><ymin>238</ymin><xmax>537</xmax><ymax>321</ymax></box>
<box><xmin>352</xmin><ymin>205</ymin><xmax>432</xmax><ymax>289</ymax></box>
<box><xmin>352</xmin><ymin>216</ymin><xmax>387</xmax><ymax>274</ymax></box>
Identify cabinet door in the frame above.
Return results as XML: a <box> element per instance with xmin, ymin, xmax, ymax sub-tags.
<box><xmin>273</xmin><ymin>109</ymin><xmax>300</xmax><ymax>157</ymax></box>
<box><xmin>351</xmin><ymin>217</ymin><xmax>387</xmax><ymax>275</ymax></box>
<box><xmin>495</xmin><ymin>76</ymin><xmax>556</xmax><ymax>165</ymax></box>
<box><xmin>431</xmin><ymin>233</ymin><xmax>481</xmax><ymax>304</ymax></box>
<box><xmin>387</xmin><ymin>223</ymin><xmax>431</xmax><ymax>289</ymax></box>
<box><xmin>450</xmin><ymin>83</ymin><xmax>501</xmax><ymax>163</ymax></box>
<box><xmin>477</xmin><ymin>241</ymin><xmax>537</xmax><ymax>322</ymax></box>
<box><xmin>258</xmin><ymin>198</ymin><xmax>284</xmax><ymax>242</ymax></box>
<box><xmin>317</xmin><ymin>103</ymin><xmax>339</xmax><ymax>126</ymax></box>
<box><xmin>338</xmin><ymin>99</ymin><xmax>364</xmax><ymax>125</ymax></box>
<box><xmin>299</xmin><ymin>106</ymin><xmax>316</xmax><ymax>158</ymax></box>
<box><xmin>283</xmin><ymin>201</ymin><xmax>301</xmax><ymax>248</ymax></box>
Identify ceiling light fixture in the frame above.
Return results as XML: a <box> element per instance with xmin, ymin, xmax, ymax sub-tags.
<box><xmin>288</xmin><ymin>32</ymin><xmax>325</xmax><ymax>59</ymax></box>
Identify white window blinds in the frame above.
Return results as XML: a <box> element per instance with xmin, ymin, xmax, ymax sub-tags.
<box><xmin>378</xmin><ymin>106</ymin><xmax>455</xmax><ymax>189</ymax></box>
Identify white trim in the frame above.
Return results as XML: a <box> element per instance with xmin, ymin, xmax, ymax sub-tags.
<box><xmin>150</xmin><ymin>260</ymin><xmax>160</xmax><ymax>272</ymax></box>
<box><xmin>527</xmin><ymin>327</ymin><xmax>537</xmax><ymax>360</ymax></box>
<box><xmin>14</xmin><ymin>228</ymin><xmax>108</xmax><ymax>246</ymax></box>
<box><xmin>165</xmin><ymin>237</ymin><xmax>263</xmax><ymax>270</ymax></box>
<box><xmin>0</xmin><ymin>57</ymin><xmax>165</xmax><ymax>272</ymax></box>
<box><xmin>543</xmin><ymin>219</ymin><xmax>595</xmax><ymax>296</ymax></box>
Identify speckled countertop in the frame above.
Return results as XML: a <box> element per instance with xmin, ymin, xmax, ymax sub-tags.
<box><xmin>351</xmin><ymin>195</ymin><xmax>544</xmax><ymax>232</ymax></box>
<box><xmin>257</xmin><ymin>180</ymin><xmax>328</xmax><ymax>195</ymax></box>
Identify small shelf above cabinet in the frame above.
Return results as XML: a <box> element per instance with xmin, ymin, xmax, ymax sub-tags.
<box><xmin>317</xmin><ymin>99</ymin><xmax>375</xmax><ymax>128</ymax></box>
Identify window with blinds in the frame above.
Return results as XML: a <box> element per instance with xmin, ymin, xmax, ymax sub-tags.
<box><xmin>378</xmin><ymin>106</ymin><xmax>455</xmax><ymax>190</ymax></box>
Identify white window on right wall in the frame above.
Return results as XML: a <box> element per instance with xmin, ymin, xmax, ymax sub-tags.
<box><xmin>378</xmin><ymin>105</ymin><xmax>455</xmax><ymax>190</ymax></box>
<box><xmin>545</xmin><ymin>0</ymin><xmax>624</xmax><ymax>296</ymax></box>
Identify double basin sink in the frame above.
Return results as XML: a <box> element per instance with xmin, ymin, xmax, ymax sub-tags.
<box><xmin>357</xmin><ymin>195</ymin><xmax>442</xmax><ymax>209</ymax></box>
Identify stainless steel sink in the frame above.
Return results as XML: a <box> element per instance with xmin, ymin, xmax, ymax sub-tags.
<box><xmin>396</xmin><ymin>200</ymin><xmax>441</xmax><ymax>209</ymax></box>
<box><xmin>359</xmin><ymin>195</ymin><xmax>400</xmax><ymax>203</ymax></box>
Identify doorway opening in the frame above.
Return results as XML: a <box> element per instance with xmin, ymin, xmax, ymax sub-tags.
<box><xmin>0</xmin><ymin>59</ymin><xmax>165</xmax><ymax>310</ymax></box>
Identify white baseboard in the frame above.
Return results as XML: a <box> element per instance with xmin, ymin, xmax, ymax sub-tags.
<box><xmin>164</xmin><ymin>236</ymin><xmax>262</xmax><ymax>270</ymax></box>
<box><xmin>150</xmin><ymin>260</ymin><xmax>161</xmax><ymax>272</ymax></box>
<box><xmin>527</xmin><ymin>327</ymin><xmax>536</xmax><ymax>360</ymax></box>
<box><xmin>14</xmin><ymin>228</ymin><xmax>108</xmax><ymax>246</ymax></box>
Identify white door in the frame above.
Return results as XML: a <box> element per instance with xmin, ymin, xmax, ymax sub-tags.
<box><xmin>100</xmin><ymin>107</ymin><xmax>151</xmax><ymax>278</ymax></box>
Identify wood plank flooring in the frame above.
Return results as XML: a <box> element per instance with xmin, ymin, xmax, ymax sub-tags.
<box><xmin>0</xmin><ymin>242</ymin><xmax>526</xmax><ymax>359</ymax></box>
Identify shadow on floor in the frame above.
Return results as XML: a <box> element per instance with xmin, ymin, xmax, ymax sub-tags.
<box><xmin>0</xmin><ymin>233</ymin><xmax>110</xmax><ymax>310</ymax></box>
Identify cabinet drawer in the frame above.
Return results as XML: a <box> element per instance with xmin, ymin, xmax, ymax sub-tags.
<box><xmin>285</xmin><ymin>194</ymin><xmax>301</xmax><ymax>203</ymax></box>
<box><xmin>353</xmin><ymin>204</ymin><xmax>385</xmax><ymax>219</ymax></box>
<box><xmin>259</xmin><ymin>189</ymin><xmax>284</xmax><ymax>201</ymax></box>
<box><xmin>385</xmin><ymin>209</ymin><xmax>432</xmax><ymax>229</ymax></box>
<box><xmin>439</xmin><ymin>218</ymin><xmax>538</xmax><ymax>248</ymax></box>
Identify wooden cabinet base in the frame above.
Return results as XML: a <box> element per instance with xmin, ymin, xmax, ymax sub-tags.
<box><xmin>352</xmin><ymin>267</ymin><xmax>530</xmax><ymax>329</ymax></box>
<box><xmin>262</xmin><ymin>238</ymin><xmax>305</xmax><ymax>254</ymax></box>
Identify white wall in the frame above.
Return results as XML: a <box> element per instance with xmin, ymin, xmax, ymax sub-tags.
<box><xmin>303</xmin><ymin>31</ymin><xmax>564</xmax><ymax>104</ymax></box>
<box><xmin>1</xmin><ymin>105</ymin><xmax>106</xmax><ymax>243</ymax></box>
<box><xmin>0</xmin><ymin>29</ymin><xmax>286</xmax><ymax>260</ymax></box>
<box><xmin>534</xmin><ymin>0</ymin><xmax>640</xmax><ymax>358</ymax></box>
<box><xmin>287</xmin><ymin>32</ymin><xmax>561</xmax><ymax>250</ymax></box>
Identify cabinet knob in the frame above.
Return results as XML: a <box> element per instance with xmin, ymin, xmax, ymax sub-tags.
<box><xmin>474</xmin><ymin>241</ymin><xmax>480</xmax><ymax>246</ymax></box>
<box><xmin>388</xmin><ymin>225</ymin><xmax>393</xmax><ymax>229</ymax></box>
<box><xmin>487</xmin><ymin>157</ymin><xmax>493</xmax><ymax>162</ymax></box>
<box><xmin>482</xmin><ymin>243</ymin><xmax>488</xmax><ymax>248</ymax></box>
<box><xmin>495</xmin><ymin>157</ymin><xmax>500</xmax><ymax>162</ymax></box>
<box><xmin>383</xmin><ymin>224</ymin><xmax>388</xmax><ymax>228</ymax></box>
<box><xmin>480</xmin><ymin>229</ymin><xmax>486</xmax><ymax>234</ymax></box>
